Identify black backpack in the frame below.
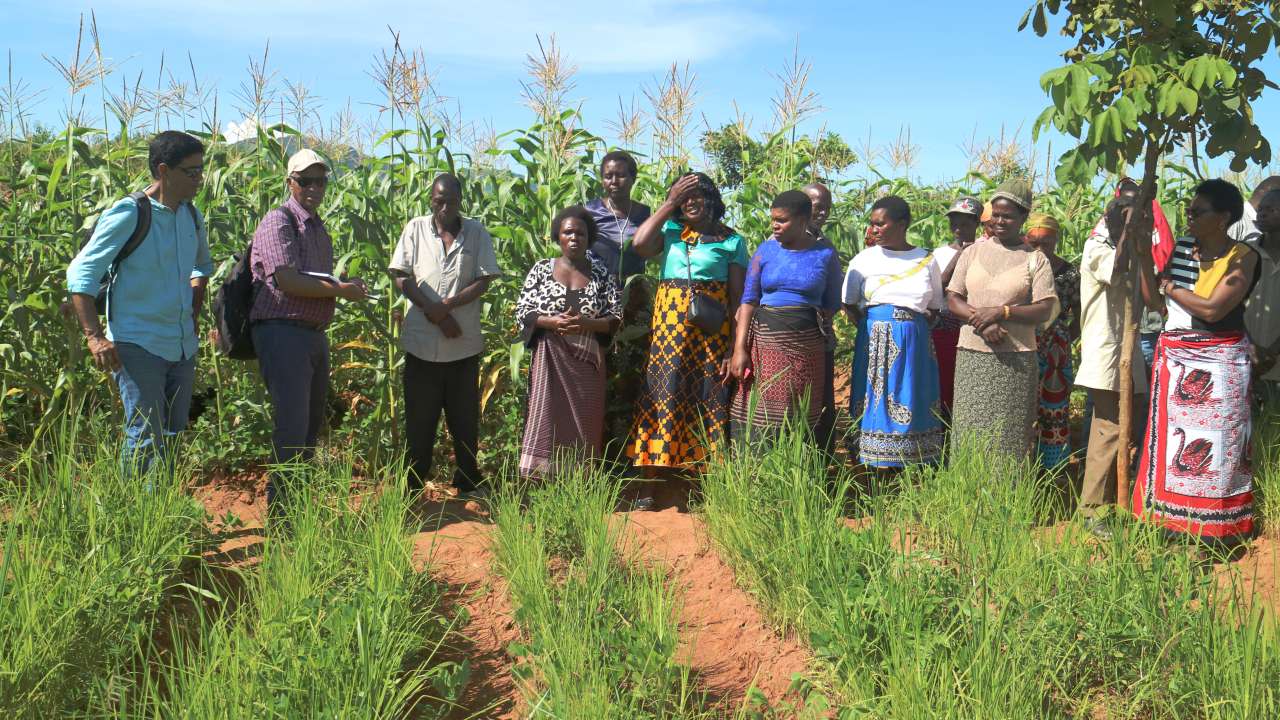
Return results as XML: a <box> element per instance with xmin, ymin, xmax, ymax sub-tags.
<box><xmin>91</xmin><ymin>191</ymin><xmax>152</xmax><ymax>316</ymax></box>
<box><xmin>211</xmin><ymin>204</ymin><xmax>300</xmax><ymax>359</ymax></box>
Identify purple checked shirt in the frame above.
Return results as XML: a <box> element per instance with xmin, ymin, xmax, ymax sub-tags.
<box><xmin>249</xmin><ymin>196</ymin><xmax>336</xmax><ymax>327</ymax></box>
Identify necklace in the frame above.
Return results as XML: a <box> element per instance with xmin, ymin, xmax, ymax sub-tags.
<box><xmin>603</xmin><ymin>196</ymin><xmax>634</xmax><ymax>243</ymax></box>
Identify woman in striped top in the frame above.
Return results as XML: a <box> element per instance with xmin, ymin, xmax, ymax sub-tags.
<box><xmin>1133</xmin><ymin>179</ymin><xmax>1261</xmax><ymax>546</ymax></box>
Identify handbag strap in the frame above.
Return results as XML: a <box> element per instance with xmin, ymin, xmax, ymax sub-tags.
<box><xmin>683</xmin><ymin>230</ymin><xmax>701</xmax><ymax>292</ymax></box>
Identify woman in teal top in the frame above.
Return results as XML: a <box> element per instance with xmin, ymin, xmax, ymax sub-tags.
<box><xmin>626</xmin><ymin>172</ymin><xmax>748</xmax><ymax>508</ymax></box>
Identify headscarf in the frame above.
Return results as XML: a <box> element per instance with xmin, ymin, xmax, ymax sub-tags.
<box><xmin>990</xmin><ymin>178</ymin><xmax>1033</xmax><ymax>212</ymax></box>
<box><xmin>1025</xmin><ymin>213</ymin><xmax>1060</xmax><ymax>236</ymax></box>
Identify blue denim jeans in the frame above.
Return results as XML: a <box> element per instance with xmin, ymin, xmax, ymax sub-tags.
<box><xmin>112</xmin><ymin>342</ymin><xmax>196</xmax><ymax>476</ymax></box>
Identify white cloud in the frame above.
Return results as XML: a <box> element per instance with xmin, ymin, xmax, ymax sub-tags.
<box><xmin>223</xmin><ymin>115</ymin><xmax>261</xmax><ymax>143</ymax></box>
<box><xmin>82</xmin><ymin>0</ymin><xmax>779</xmax><ymax>73</ymax></box>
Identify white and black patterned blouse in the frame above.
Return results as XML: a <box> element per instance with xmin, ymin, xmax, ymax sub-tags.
<box><xmin>515</xmin><ymin>256</ymin><xmax>622</xmax><ymax>345</ymax></box>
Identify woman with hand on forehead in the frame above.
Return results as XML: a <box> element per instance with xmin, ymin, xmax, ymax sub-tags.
<box><xmin>625</xmin><ymin>172</ymin><xmax>749</xmax><ymax>508</ymax></box>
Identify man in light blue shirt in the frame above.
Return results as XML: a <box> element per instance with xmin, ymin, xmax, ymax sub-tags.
<box><xmin>66</xmin><ymin>131</ymin><xmax>213</xmax><ymax>474</ymax></box>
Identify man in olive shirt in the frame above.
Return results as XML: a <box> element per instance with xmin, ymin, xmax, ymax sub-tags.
<box><xmin>389</xmin><ymin>174</ymin><xmax>501</xmax><ymax>495</ymax></box>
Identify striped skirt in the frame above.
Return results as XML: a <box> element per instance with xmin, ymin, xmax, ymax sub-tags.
<box><xmin>730</xmin><ymin>306</ymin><xmax>826</xmax><ymax>442</ymax></box>
<box><xmin>1133</xmin><ymin>331</ymin><xmax>1254</xmax><ymax>542</ymax></box>
<box><xmin>627</xmin><ymin>280</ymin><xmax>732</xmax><ymax>469</ymax></box>
<box><xmin>519</xmin><ymin>332</ymin><xmax>606</xmax><ymax>478</ymax></box>
<box><xmin>857</xmin><ymin>305</ymin><xmax>944</xmax><ymax>468</ymax></box>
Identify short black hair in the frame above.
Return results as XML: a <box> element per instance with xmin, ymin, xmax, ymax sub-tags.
<box><xmin>1105</xmin><ymin>195</ymin><xmax>1136</xmax><ymax>224</ymax></box>
<box><xmin>771</xmin><ymin>190</ymin><xmax>813</xmax><ymax>218</ymax></box>
<box><xmin>551</xmin><ymin>205</ymin><xmax>601</xmax><ymax>247</ymax></box>
<box><xmin>871</xmin><ymin>195</ymin><xmax>911</xmax><ymax>225</ymax></box>
<box><xmin>148</xmin><ymin>131</ymin><xmax>204</xmax><ymax>179</ymax></box>
<box><xmin>671</xmin><ymin>172</ymin><xmax>727</xmax><ymax>223</ymax></box>
<box><xmin>1194</xmin><ymin>178</ymin><xmax>1245</xmax><ymax>225</ymax></box>
<box><xmin>432</xmin><ymin>172</ymin><xmax>463</xmax><ymax>197</ymax></box>
<box><xmin>1117</xmin><ymin>178</ymin><xmax>1140</xmax><ymax>196</ymax></box>
<box><xmin>600</xmin><ymin>150</ymin><xmax>638</xmax><ymax>177</ymax></box>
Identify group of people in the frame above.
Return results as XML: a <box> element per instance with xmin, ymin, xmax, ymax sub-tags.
<box><xmin>67</xmin><ymin>131</ymin><xmax>1280</xmax><ymax>546</ymax></box>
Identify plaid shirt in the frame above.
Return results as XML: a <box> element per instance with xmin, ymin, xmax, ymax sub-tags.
<box><xmin>249</xmin><ymin>196</ymin><xmax>336</xmax><ymax>327</ymax></box>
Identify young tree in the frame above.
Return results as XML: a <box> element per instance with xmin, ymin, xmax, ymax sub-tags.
<box><xmin>1023</xmin><ymin>0</ymin><xmax>1278</xmax><ymax>503</ymax></box>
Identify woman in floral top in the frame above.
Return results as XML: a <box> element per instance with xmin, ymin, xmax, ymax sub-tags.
<box><xmin>1024</xmin><ymin>213</ymin><xmax>1081</xmax><ymax>468</ymax></box>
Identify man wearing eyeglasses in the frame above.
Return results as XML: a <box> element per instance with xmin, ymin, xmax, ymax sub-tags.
<box><xmin>250</xmin><ymin>149</ymin><xmax>368</xmax><ymax>519</ymax></box>
<box><xmin>66</xmin><ymin>130</ymin><xmax>213</xmax><ymax>476</ymax></box>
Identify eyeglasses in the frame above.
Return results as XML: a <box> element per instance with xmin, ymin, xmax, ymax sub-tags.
<box><xmin>291</xmin><ymin>175</ymin><xmax>329</xmax><ymax>188</ymax></box>
<box><xmin>174</xmin><ymin>164</ymin><xmax>204</xmax><ymax>179</ymax></box>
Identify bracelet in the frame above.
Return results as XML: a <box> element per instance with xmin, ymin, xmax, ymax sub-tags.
<box><xmin>1002</xmin><ymin>305</ymin><xmax>1011</xmax><ymax>320</ymax></box>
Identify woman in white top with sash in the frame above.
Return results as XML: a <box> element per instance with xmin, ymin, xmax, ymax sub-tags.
<box><xmin>843</xmin><ymin>196</ymin><xmax>946</xmax><ymax>468</ymax></box>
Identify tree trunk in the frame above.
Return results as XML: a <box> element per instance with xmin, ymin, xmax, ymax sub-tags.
<box><xmin>1115</xmin><ymin>143</ymin><xmax>1162</xmax><ymax>509</ymax></box>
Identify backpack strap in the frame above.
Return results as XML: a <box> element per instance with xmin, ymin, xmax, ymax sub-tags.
<box><xmin>110</xmin><ymin>191</ymin><xmax>152</xmax><ymax>274</ymax></box>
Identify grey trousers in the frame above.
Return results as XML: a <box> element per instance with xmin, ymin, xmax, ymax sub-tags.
<box><xmin>253</xmin><ymin>321</ymin><xmax>329</xmax><ymax>505</ymax></box>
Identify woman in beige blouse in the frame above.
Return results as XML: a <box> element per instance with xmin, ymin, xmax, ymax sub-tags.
<box><xmin>945</xmin><ymin>179</ymin><xmax>1059</xmax><ymax>462</ymax></box>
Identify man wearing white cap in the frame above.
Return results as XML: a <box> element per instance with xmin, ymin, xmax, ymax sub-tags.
<box><xmin>249</xmin><ymin>148</ymin><xmax>368</xmax><ymax>520</ymax></box>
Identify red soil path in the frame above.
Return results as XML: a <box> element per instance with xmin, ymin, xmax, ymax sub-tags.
<box><xmin>410</xmin><ymin>501</ymin><xmax>523</xmax><ymax>720</ymax></box>
<box><xmin>624</xmin><ymin>506</ymin><xmax>813</xmax><ymax>712</ymax></box>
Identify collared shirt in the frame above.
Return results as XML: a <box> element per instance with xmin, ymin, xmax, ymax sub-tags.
<box><xmin>1075</xmin><ymin>234</ymin><xmax>1147</xmax><ymax>392</ymax></box>
<box><xmin>1245</xmin><ymin>236</ymin><xmax>1280</xmax><ymax>381</ymax></box>
<box><xmin>585</xmin><ymin>197</ymin><xmax>651</xmax><ymax>281</ymax></box>
<box><xmin>1230</xmin><ymin>202</ymin><xmax>1260</xmax><ymax>244</ymax></box>
<box><xmin>389</xmin><ymin>214</ymin><xmax>502</xmax><ymax>363</ymax></box>
<box><xmin>249</xmin><ymin>197</ymin><xmax>336</xmax><ymax>327</ymax></box>
<box><xmin>66</xmin><ymin>195</ymin><xmax>213</xmax><ymax>362</ymax></box>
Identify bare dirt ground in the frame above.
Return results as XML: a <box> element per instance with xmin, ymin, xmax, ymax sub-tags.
<box><xmin>623</xmin><ymin>504</ymin><xmax>813</xmax><ymax>713</ymax></box>
<box><xmin>410</xmin><ymin>499</ymin><xmax>523</xmax><ymax>720</ymax></box>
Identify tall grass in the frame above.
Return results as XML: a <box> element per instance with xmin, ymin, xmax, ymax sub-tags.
<box><xmin>701</xmin><ymin>425</ymin><xmax>1280</xmax><ymax>718</ymax></box>
<box><xmin>491</xmin><ymin>463</ymin><xmax>712</xmax><ymax>719</ymax></box>
<box><xmin>109</xmin><ymin>456</ymin><xmax>463</xmax><ymax>719</ymax></box>
<box><xmin>0</xmin><ymin>415</ymin><xmax>207</xmax><ymax>717</ymax></box>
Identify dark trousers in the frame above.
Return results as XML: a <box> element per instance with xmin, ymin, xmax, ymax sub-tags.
<box><xmin>403</xmin><ymin>352</ymin><xmax>482</xmax><ymax>491</ymax></box>
<box><xmin>253</xmin><ymin>322</ymin><xmax>329</xmax><ymax>506</ymax></box>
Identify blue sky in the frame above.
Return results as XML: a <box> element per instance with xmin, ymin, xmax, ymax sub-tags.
<box><xmin>3</xmin><ymin>0</ymin><xmax>1278</xmax><ymax>183</ymax></box>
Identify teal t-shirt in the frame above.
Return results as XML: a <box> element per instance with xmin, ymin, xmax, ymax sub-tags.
<box><xmin>658</xmin><ymin>220</ymin><xmax>750</xmax><ymax>282</ymax></box>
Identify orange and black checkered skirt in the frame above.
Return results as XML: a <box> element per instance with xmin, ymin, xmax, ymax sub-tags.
<box><xmin>626</xmin><ymin>279</ymin><xmax>732</xmax><ymax>469</ymax></box>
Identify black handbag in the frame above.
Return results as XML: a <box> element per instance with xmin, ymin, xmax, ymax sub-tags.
<box><xmin>684</xmin><ymin>238</ymin><xmax>726</xmax><ymax>334</ymax></box>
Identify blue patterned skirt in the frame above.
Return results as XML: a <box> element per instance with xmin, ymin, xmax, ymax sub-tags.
<box><xmin>855</xmin><ymin>305</ymin><xmax>945</xmax><ymax>468</ymax></box>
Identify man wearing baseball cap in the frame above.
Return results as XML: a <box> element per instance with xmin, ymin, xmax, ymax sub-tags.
<box><xmin>932</xmin><ymin>196</ymin><xmax>983</xmax><ymax>417</ymax></box>
<box><xmin>249</xmin><ymin>148</ymin><xmax>368</xmax><ymax>523</ymax></box>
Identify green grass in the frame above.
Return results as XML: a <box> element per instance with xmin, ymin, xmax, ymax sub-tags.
<box><xmin>701</xmin><ymin>421</ymin><xmax>1280</xmax><ymax>718</ymax></box>
<box><xmin>0</xmin><ymin>416</ymin><xmax>207</xmax><ymax>718</ymax></box>
<box><xmin>107</xmin><ymin>457</ymin><xmax>463</xmax><ymax>719</ymax></box>
<box><xmin>491</xmin><ymin>463</ymin><xmax>714</xmax><ymax>719</ymax></box>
